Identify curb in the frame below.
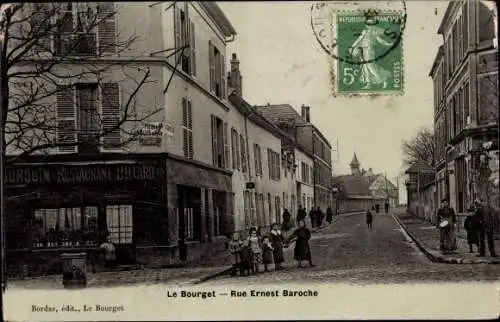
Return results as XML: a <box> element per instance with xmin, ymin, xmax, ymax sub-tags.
<box><xmin>392</xmin><ymin>213</ymin><xmax>500</xmax><ymax>265</ymax></box>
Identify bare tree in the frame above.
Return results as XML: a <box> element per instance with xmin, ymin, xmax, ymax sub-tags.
<box><xmin>1</xmin><ymin>3</ymin><xmax>175</xmax><ymax>164</ymax></box>
<box><xmin>401</xmin><ymin>127</ymin><xmax>435</xmax><ymax>167</ymax></box>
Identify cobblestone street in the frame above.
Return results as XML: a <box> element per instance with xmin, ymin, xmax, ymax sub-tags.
<box><xmin>203</xmin><ymin>212</ymin><xmax>500</xmax><ymax>286</ymax></box>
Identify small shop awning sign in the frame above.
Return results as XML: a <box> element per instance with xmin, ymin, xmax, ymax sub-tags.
<box><xmin>5</xmin><ymin>162</ymin><xmax>166</xmax><ymax>186</ymax></box>
<box><xmin>134</xmin><ymin>122</ymin><xmax>166</xmax><ymax>146</ymax></box>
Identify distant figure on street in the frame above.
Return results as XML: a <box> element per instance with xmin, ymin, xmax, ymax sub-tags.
<box><xmin>464</xmin><ymin>211</ymin><xmax>479</xmax><ymax>253</ymax></box>
<box><xmin>316</xmin><ymin>207</ymin><xmax>324</xmax><ymax>227</ymax></box>
<box><xmin>436</xmin><ymin>198</ymin><xmax>457</xmax><ymax>254</ymax></box>
<box><xmin>366</xmin><ymin>208</ymin><xmax>373</xmax><ymax>229</ymax></box>
<box><xmin>375</xmin><ymin>204</ymin><xmax>380</xmax><ymax>213</ymax></box>
<box><xmin>288</xmin><ymin>219</ymin><xmax>315</xmax><ymax>268</ymax></box>
<box><xmin>281</xmin><ymin>209</ymin><xmax>293</xmax><ymax>231</ymax></box>
<box><xmin>326</xmin><ymin>207</ymin><xmax>333</xmax><ymax>224</ymax></box>
<box><xmin>269</xmin><ymin>223</ymin><xmax>285</xmax><ymax>270</ymax></box>
<box><xmin>309</xmin><ymin>208</ymin><xmax>317</xmax><ymax>228</ymax></box>
<box><xmin>296</xmin><ymin>206</ymin><xmax>307</xmax><ymax>224</ymax></box>
<box><xmin>384</xmin><ymin>202</ymin><xmax>390</xmax><ymax>213</ymax></box>
<box><xmin>473</xmin><ymin>199</ymin><xmax>498</xmax><ymax>258</ymax></box>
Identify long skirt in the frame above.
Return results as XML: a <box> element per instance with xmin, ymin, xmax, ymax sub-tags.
<box><xmin>294</xmin><ymin>239</ymin><xmax>310</xmax><ymax>261</ymax></box>
<box><xmin>439</xmin><ymin>224</ymin><xmax>457</xmax><ymax>251</ymax></box>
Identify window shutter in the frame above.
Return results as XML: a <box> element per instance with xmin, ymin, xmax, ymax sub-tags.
<box><xmin>223</xmin><ymin>122</ymin><xmax>229</xmax><ymax>169</ymax></box>
<box><xmin>209</xmin><ymin>40</ymin><xmax>215</xmax><ymax>92</ymax></box>
<box><xmin>101</xmin><ymin>82</ymin><xmax>121</xmax><ymax>149</ymax></box>
<box><xmin>254</xmin><ymin>144</ymin><xmax>258</xmax><ymax>176</ymax></box>
<box><xmin>97</xmin><ymin>2</ymin><xmax>116</xmax><ymax>55</ymax></box>
<box><xmin>182</xmin><ymin>98</ymin><xmax>188</xmax><ymax>158</ymax></box>
<box><xmin>56</xmin><ymin>86</ymin><xmax>76</xmax><ymax>153</ymax></box>
<box><xmin>187</xmin><ymin>100</ymin><xmax>193</xmax><ymax>158</ymax></box>
<box><xmin>268</xmin><ymin>149</ymin><xmax>271</xmax><ymax>179</ymax></box>
<box><xmin>231</xmin><ymin>129</ymin><xmax>237</xmax><ymax>170</ymax></box>
<box><xmin>190</xmin><ymin>20</ymin><xmax>196</xmax><ymax>76</ymax></box>
<box><xmin>236</xmin><ymin>131</ymin><xmax>240</xmax><ymax>170</ymax></box>
<box><xmin>240</xmin><ymin>135</ymin><xmax>246</xmax><ymax>172</ymax></box>
<box><xmin>211</xmin><ymin>115</ymin><xmax>217</xmax><ymax>166</ymax></box>
<box><xmin>221</xmin><ymin>54</ymin><xmax>226</xmax><ymax>99</ymax></box>
<box><xmin>174</xmin><ymin>5</ymin><xmax>182</xmax><ymax>64</ymax></box>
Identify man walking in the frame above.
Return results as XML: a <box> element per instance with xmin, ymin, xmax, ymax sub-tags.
<box><xmin>309</xmin><ymin>208</ymin><xmax>317</xmax><ymax>229</ymax></box>
<box><xmin>296</xmin><ymin>206</ymin><xmax>306</xmax><ymax>225</ymax></box>
<box><xmin>436</xmin><ymin>198</ymin><xmax>457</xmax><ymax>254</ymax></box>
<box><xmin>473</xmin><ymin>199</ymin><xmax>498</xmax><ymax>258</ymax></box>
<box><xmin>384</xmin><ymin>202</ymin><xmax>389</xmax><ymax>214</ymax></box>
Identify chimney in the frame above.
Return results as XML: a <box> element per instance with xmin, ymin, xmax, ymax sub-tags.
<box><xmin>228</xmin><ymin>53</ymin><xmax>242</xmax><ymax>96</ymax></box>
<box><xmin>301</xmin><ymin>105</ymin><xmax>311</xmax><ymax>123</ymax></box>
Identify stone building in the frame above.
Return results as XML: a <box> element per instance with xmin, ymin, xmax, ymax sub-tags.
<box><xmin>430</xmin><ymin>0</ymin><xmax>498</xmax><ymax>216</ymax></box>
<box><xmin>5</xmin><ymin>1</ymin><xmax>238</xmax><ymax>276</ymax></box>
<box><xmin>254</xmin><ymin>104</ymin><xmax>333</xmax><ymax>212</ymax></box>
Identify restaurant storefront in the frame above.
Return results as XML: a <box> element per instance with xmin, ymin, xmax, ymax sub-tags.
<box><xmin>5</xmin><ymin>154</ymin><xmax>168</xmax><ymax>278</ymax></box>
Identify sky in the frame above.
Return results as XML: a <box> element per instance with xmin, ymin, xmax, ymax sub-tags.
<box><xmin>219</xmin><ymin>1</ymin><xmax>450</xmax><ymax>202</ymax></box>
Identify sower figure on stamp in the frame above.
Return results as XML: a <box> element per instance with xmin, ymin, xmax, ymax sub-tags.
<box><xmin>436</xmin><ymin>198</ymin><xmax>457</xmax><ymax>254</ymax></box>
<box><xmin>473</xmin><ymin>199</ymin><xmax>498</xmax><ymax>258</ymax></box>
<box><xmin>348</xmin><ymin>19</ymin><xmax>394</xmax><ymax>89</ymax></box>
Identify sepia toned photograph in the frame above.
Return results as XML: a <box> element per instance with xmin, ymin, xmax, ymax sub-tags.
<box><xmin>1</xmin><ymin>0</ymin><xmax>499</xmax><ymax>320</ymax></box>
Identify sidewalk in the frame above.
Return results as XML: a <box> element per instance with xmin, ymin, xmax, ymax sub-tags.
<box><xmin>394</xmin><ymin>211</ymin><xmax>500</xmax><ymax>265</ymax></box>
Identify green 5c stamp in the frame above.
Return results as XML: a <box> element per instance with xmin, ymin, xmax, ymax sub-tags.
<box><xmin>336</xmin><ymin>12</ymin><xmax>404</xmax><ymax>94</ymax></box>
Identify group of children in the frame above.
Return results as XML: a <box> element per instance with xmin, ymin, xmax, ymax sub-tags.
<box><xmin>229</xmin><ymin>223</ymin><xmax>286</xmax><ymax>276</ymax></box>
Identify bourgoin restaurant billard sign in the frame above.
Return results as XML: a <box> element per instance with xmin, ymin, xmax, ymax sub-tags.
<box><xmin>5</xmin><ymin>162</ymin><xmax>166</xmax><ymax>186</ymax></box>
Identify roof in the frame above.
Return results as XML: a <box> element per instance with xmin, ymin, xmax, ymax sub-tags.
<box><xmin>350</xmin><ymin>153</ymin><xmax>360</xmax><ymax>166</ymax></box>
<box><xmin>255</xmin><ymin>104</ymin><xmax>332</xmax><ymax>148</ymax></box>
<box><xmin>429</xmin><ymin>45</ymin><xmax>444</xmax><ymax>77</ymax></box>
<box><xmin>199</xmin><ymin>2</ymin><xmax>237</xmax><ymax>38</ymax></box>
<box><xmin>405</xmin><ymin>161</ymin><xmax>435</xmax><ymax>174</ymax></box>
<box><xmin>332</xmin><ymin>174</ymin><xmax>373</xmax><ymax>197</ymax></box>
<box><xmin>437</xmin><ymin>2</ymin><xmax>456</xmax><ymax>35</ymax></box>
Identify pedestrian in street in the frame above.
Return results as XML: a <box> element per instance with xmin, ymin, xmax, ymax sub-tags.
<box><xmin>296</xmin><ymin>205</ymin><xmax>306</xmax><ymax>224</ymax></box>
<box><xmin>247</xmin><ymin>227</ymin><xmax>262</xmax><ymax>273</ymax></box>
<box><xmin>463</xmin><ymin>212</ymin><xmax>479</xmax><ymax>253</ymax></box>
<box><xmin>326</xmin><ymin>207</ymin><xmax>333</xmax><ymax>224</ymax></box>
<box><xmin>261</xmin><ymin>236</ymin><xmax>274</xmax><ymax>272</ymax></box>
<box><xmin>436</xmin><ymin>198</ymin><xmax>457</xmax><ymax>254</ymax></box>
<box><xmin>384</xmin><ymin>202</ymin><xmax>390</xmax><ymax>214</ymax></box>
<box><xmin>288</xmin><ymin>219</ymin><xmax>315</xmax><ymax>268</ymax></box>
<box><xmin>366</xmin><ymin>208</ymin><xmax>373</xmax><ymax>229</ymax></box>
<box><xmin>281</xmin><ymin>209</ymin><xmax>294</xmax><ymax>231</ymax></box>
<box><xmin>316</xmin><ymin>207</ymin><xmax>324</xmax><ymax>227</ymax></box>
<box><xmin>229</xmin><ymin>232</ymin><xmax>243</xmax><ymax>276</ymax></box>
<box><xmin>269</xmin><ymin>223</ymin><xmax>285</xmax><ymax>270</ymax></box>
<box><xmin>375</xmin><ymin>204</ymin><xmax>380</xmax><ymax>213</ymax></box>
<box><xmin>309</xmin><ymin>207</ymin><xmax>317</xmax><ymax>228</ymax></box>
<box><xmin>473</xmin><ymin>199</ymin><xmax>498</xmax><ymax>258</ymax></box>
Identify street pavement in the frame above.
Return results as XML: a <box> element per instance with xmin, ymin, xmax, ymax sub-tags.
<box><xmin>8</xmin><ymin>212</ymin><xmax>499</xmax><ymax>289</ymax></box>
<box><xmin>202</xmin><ymin>212</ymin><xmax>500</xmax><ymax>286</ymax></box>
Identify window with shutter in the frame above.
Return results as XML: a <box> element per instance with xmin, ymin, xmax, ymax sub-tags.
<box><xmin>97</xmin><ymin>2</ymin><xmax>116</xmax><ymax>55</ymax></box>
<box><xmin>77</xmin><ymin>84</ymin><xmax>100</xmax><ymax>153</ymax></box>
<box><xmin>174</xmin><ymin>5</ymin><xmax>182</xmax><ymax>64</ymax></box>
<box><xmin>231</xmin><ymin>128</ymin><xmax>237</xmax><ymax>170</ymax></box>
<box><xmin>56</xmin><ymin>86</ymin><xmax>77</xmax><ymax>153</ymax></box>
<box><xmin>101</xmin><ymin>82</ymin><xmax>121</xmax><ymax>150</ymax></box>
<box><xmin>187</xmin><ymin>100</ymin><xmax>193</xmax><ymax>158</ymax></box>
<box><xmin>209</xmin><ymin>41</ymin><xmax>215</xmax><ymax>93</ymax></box>
<box><xmin>223</xmin><ymin>122</ymin><xmax>229</xmax><ymax>169</ymax></box>
<box><xmin>211</xmin><ymin>115</ymin><xmax>217</xmax><ymax>165</ymax></box>
<box><xmin>240</xmin><ymin>135</ymin><xmax>246</xmax><ymax>173</ymax></box>
<box><xmin>182</xmin><ymin>98</ymin><xmax>193</xmax><ymax>159</ymax></box>
<box><xmin>190</xmin><ymin>20</ymin><xmax>196</xmax><ymax>76</ymax></box>
<box><xmin>221</xmin><ymin>54</ymin><xmax>226</xmax><ymax>99</ymax></box>
<box><xmin>254</xmin><ymin>144</ymin><xmax>258</xmax><ymax>176</ymax></box>
<box><xmin>267</xmin><ymin>149</ymin><xmax>271</xmax><ymax>180</ymax></box>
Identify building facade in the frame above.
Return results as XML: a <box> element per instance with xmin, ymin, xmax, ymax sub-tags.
<box><xmin>430</xmin><ymin>0</ymin><xmax>499</xmax><ymax>216</ymax></box>
<box><xmin>5</xmin><ymin>1</ymin><xmax>238</xmax><ymax>275</ymax></box>
<box><xmin>255</xmin><ymin>104</ymin><xmax>333</xmax><ymax>212</ymax></box>
<box><xmin>294</xmin><ymin>147</ymin><xmax>315</xmax><ymax>214</ymax></box>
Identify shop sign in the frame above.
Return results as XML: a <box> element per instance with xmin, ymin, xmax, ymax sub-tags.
<box><xmin>5</xmin><ymin>163</ymin><xmax>166</xmax><ymax>186</ymax></box>
<box><xmin>135</xmin><ymin>122</ymin><xmax>164</xmax><ymax>146</ymax></box>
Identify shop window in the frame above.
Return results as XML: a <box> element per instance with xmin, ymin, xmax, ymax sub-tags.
<box><xmin>184</xmin><ymin>208</ymin><xmax>195</xmax><ymax>240</ymax></box>
<box><xmin>106</xmin><ymin>205</ymin><xmax>133</xmax><ymax>244</ymax></box>
<box><xmin>32</xmin><ymin>206</ymin><xmax>98</xmax><ymax>248</ymax></box>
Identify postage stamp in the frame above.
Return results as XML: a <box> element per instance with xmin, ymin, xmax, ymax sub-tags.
<box><xmin>311</xmin><ymin>2</ymin><xmax>407</xmax><ymax>96</ymax></box>
<box><xmin>336</xmin><ymin>12</ymin><xmax>405</xmax><ymax>94</ymax></box>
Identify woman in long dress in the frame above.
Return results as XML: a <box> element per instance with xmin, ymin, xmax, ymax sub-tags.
<box><xmin>269</xmin><ymin>223</ymin><xmax>285</xmax><ymax>270</ymax></box>
<box><xmin>288</xmin><ymin>219</ymin><xmax>314</xmax><ymax>268</ymax></box>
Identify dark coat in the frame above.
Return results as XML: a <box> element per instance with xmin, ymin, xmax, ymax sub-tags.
<box><xmin>473</xmin><ymin>205</ymin><xmax>499</xmax><ymax>233</ymax></box>
<box><xmin>297</xmin><ymin>208</ymin><xmax>307</xmax><ymax>222</ymax></box>
<box><xmin>291</xmin><ymin>227</ymin><xmax>311</xmax><ymax>261</ymax></box>
<box><xmin>464</xmin><ymin>216</ymin><xmax>478</xmax><ymax>245</ymax></box>
<box><xmin>366</xmin><ymin>210</ymin><xmax>373</xmax><ymax>224</ymax></box>
<box><xmin>437</xmin><ymin>206</ymin><xmax>457</xmax><ymax>224</ymax></box>
<box><xmin>326</xmin><ymin>208</ymin><xmax>333</xmax><ymax>223</ymax></box>
<box><xmin>269</xmin><ymin>230</ymin><xmax>285</xmax><ymax>263</ymax></box>
<box><xmin>262</xmin><ymin>244</ymin><xmax>274</xmax><ymax>264</ymax></box>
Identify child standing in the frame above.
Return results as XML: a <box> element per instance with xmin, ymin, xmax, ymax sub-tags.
<box><xmin>261</xmin><ymin>236</ymin><xmax>274</xmax><ymax>272</ymax></box>
<box><xmin>247</xmin><ymin>227</ymin><xmax>262</xmax><ymax>273</ymax></box>
<box><xmin>229</xmin><ymin>232</ymin><xmax>243</xmax><ymax>275</ymax></box>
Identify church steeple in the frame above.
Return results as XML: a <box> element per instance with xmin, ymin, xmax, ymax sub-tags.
<box><xmin>350</xmin><ymin>153</ymin><xmax>361</xmax><ymax>175</ymax></box>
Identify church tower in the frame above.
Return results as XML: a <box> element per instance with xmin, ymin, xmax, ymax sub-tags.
<box><xmin>350</xmin><ymin>153</ymin><xmax>361</xmax><ymax>175</ymax></box>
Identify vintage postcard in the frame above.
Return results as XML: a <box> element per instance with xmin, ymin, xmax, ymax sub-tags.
<box><xmin>1</xmin><ymin>0</ymin><xmax>499</xmax><ymax>320</ymax></box>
